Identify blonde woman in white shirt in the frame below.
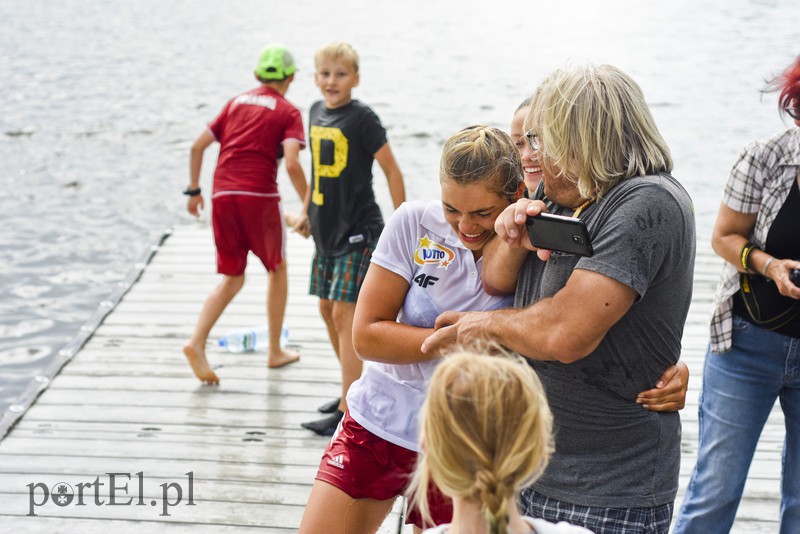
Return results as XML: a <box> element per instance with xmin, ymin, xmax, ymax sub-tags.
<box><xmin>299</xmin><ymin>125</ymin><xmax>520</xmax><ymax>534</ymax></box>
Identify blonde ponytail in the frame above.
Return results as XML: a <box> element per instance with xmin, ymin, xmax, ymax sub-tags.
<box><xmin>407</xmin><ymin>347</ymin><xmax>554</xmax><ymax>532</ymax></box>
<box><xmin>475</xmin><ymin>469</ymin><xmax>510</xmax><ymax>534</ymax></box>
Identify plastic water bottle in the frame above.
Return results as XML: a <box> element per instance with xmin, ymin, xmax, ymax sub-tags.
<box><xmin>217</xmin><ymin>327</ymin><xmax>264</xmax><ymax>353</ymax></box>
<box><xmin>217</xmin><ymin>327</ymin><xmax>289</xmax><ymax>352</ymax></box>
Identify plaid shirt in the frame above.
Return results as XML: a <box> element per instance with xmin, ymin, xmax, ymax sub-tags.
<box><xmin>709</xmin><ymin>127</ymin><xmax>800</xmax><ymax>352</ymax></box>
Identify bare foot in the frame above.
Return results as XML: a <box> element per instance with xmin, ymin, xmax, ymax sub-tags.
<box><xmin>268</xmin><ymin>348</ymin><xmax>300</xmax><ymax>369</ymax></box>
<box><xmin>183</xmin><ymin>344</ymin><xmax>220</xmax><ymax>384</ymax></box>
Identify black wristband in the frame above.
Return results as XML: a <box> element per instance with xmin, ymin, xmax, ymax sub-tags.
<box><xmin>740</xmin><ymin>241</ymin><xmax>757</xmax><ymax>272</ymax></box>
<box><xmin>183</xmin><ymin>187</ymin><xmax>202</xmax><ymax>196</ymax></box>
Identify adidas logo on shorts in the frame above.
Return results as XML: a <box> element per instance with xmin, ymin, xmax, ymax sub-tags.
<box><xmin>327</xmin><ymin>454</ymin><xmax>345</xmax><ymax>470</ymax></box>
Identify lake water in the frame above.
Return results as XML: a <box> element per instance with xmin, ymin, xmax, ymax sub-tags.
<box><xmin>1</xmin><ymin>0</ymin><xmax>798</xmax><ymax>422</ymax></box>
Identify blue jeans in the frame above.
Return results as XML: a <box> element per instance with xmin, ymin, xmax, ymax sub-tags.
<box><xmin>673</xmin><ymin>314</ymin><xmax>800</xmax><ymax>534</ymax></box>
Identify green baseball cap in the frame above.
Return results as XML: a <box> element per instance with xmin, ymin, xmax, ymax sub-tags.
<box><xmin>255</xmin><ymin>44</ymin><xmax>296</xmax><ymax>81</ymax></box>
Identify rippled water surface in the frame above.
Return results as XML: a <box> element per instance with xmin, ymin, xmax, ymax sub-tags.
<box><xmin>1</xmin><ymin>0</ymin><xmax>798</xmax><ymax>416</ymax></box>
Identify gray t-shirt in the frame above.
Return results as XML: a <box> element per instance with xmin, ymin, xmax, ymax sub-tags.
<box><xmin>516</xmin><ymin>173</ymin><xmax>695</xmax><ymax>508</ymax></box>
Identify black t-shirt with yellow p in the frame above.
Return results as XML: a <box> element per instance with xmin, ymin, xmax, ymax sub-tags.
<box><xmin>308</xmin><ymin>99</ymin><xmax>387</xmax><ymax>256</ymax></box>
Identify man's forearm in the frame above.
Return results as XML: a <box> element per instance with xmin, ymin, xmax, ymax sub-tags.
<box><xmin>483</xmin><ymin>301</ymin><xmax>574</xmax><ymax>362</ymax></box>
<box><xmin>486</xmin><ymin>272</ymin><xmax>634</xmax><ymax>363</ymax></box>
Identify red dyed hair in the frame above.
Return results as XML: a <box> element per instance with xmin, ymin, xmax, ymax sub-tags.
<box><xmin>763</xmin><ymin>54</ymin><xmax>800</xmax><ymax>114</ymax></box>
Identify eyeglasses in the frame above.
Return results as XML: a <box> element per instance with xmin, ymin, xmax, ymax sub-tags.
<box><xmin>787</xmin><ymin>107</ymin><xmax>800</xmax><ymax>120</ymax></box>
<box><xmin>524</xmin><ymin>130</ymin><xmax>541</xmax><ymax>151</ymax></box>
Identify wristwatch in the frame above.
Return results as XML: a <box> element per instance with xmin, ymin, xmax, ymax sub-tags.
<box><xmin>183</xmin><ymin>187</ymin><xmax>202</xmax><ymax>196</ymax></box>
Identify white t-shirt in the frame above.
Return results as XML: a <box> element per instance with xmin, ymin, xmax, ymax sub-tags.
<box><xmin>423</xmin><ymin>516</ymin><xmax>594</xmax><ymax>533</ymax></box>
<box><xmin>346</xmin><ymin>200</ymin><xmax>513</xmax><ymax>451</ymax></box>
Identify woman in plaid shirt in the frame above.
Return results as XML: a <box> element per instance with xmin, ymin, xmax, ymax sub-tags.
<box><xmin>675</xmin><ymin>55</ymin><xmax>800</xmax><ymax>534</ymax></box>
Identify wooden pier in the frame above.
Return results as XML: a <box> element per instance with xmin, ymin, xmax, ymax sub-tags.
<box><xmin>0</xmin><ymin>222</ymin><xmax>784</xmax><ymax>532</ymax></box>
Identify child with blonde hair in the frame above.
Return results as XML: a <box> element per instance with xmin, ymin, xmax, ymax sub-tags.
<box><xmin>412</xmin><ymin>350</ymin><xmax>592</xmax><ymax>534</ymax></box>
<box><xmin>301</xmin><ymin>42</ymin><xmax>405</xmax><ymax>435</ymax></box>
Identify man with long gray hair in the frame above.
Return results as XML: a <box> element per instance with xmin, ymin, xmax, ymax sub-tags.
<box><xmin>423</xmin><ymin>63</ymin><xmax>695</xmax><ymax>533</ymax></box>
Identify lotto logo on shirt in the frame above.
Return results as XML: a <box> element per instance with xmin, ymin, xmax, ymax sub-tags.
<box><xmin>413</xmin><ymin>235</ymin><xmax>455</xmax><ymax>269</ymax></box>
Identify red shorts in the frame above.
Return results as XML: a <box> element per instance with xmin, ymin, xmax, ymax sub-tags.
<box><xmin>315</xmin><ymin>411</ymin><xmax>453</xmax><ymax>528</ymax></box>
<box><xmin>211</xmin><ymin>194</ymin><xmax>284</xmax><ymax>275</ymax></box>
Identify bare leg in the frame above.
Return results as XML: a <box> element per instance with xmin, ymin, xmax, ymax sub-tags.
<box><xmin>300</xmin><ymin>299</ymin><xmax>355</xmax><ymax>434</ymax></box>
<box><xmin>319</xmin><ymin>298</ymin><xmax>341</xmax><ymax>361</ymax></box>
<box><xmin>183</xmin><ymin>274</ymin><xmax>245</xmax><ymax>384</ymax></box>
<box><xmin>314</xmin><ymin>298</ymin><xmax>342</xmax><ymax>413</ymax></box>
<box><xmin>331</xmin><ymin>301</ymin><xmax>360</xmax><ymax>412</ymax></box>
<box><xmin>298</xmin><ymin>480</ymin><xmax>396</xmax><ymax>534</ymax></box>
<box><xmin>266</xmin><ymin>261</ymin><xmax>299</xmax><ymax>368</ymax></box>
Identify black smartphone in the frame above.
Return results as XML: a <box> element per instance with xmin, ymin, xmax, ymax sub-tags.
<box><xmin>525</xmin><ymin>213</ymin><xmax>593</xmax><ymax>257</ymax></box>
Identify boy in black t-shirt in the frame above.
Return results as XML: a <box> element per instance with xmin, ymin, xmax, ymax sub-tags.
<box><xmin>301</xmin><ymin>42</ymin><xmax>405</xmax><ymax>436</ymax></box>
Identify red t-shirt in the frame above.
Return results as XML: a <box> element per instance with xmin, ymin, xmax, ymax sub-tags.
<box><xmin>208</xmin><ymin>86</ymin><xmax>305</xmax><ymax>197</ymax></box>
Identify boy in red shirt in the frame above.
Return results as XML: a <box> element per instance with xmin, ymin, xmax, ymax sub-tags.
<box><xmin>183</xmin><ymin>44</ymin><xmax>309</xmax><ymax>384</ymax></box>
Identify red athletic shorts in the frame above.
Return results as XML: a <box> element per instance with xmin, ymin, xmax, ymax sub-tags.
<box><xmin>211</xmin><ymin>194</ymin><xmax>284</xmax><ymax>275</ymax></box>
<box><xmin>315</xmin><ymin>410</ymin><xmax>453</xmax><ymax>528</ymax></box>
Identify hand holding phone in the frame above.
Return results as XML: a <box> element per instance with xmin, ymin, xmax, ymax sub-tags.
<box><xmin>525</xmin><ymin>213</ymin><xmax>593</xmax><ymax>257</ymax></box>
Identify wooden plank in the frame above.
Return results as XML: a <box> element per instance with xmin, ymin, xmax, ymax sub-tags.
<box><xmin>7</xmin><ymin>420</ymin><xmax>325</xmax><ymax>443</ymax></box>
<box><xmin>0</xmin><ymin>454</ymin><xmax>317</xmax><ymax>485</ymax></box>
<box><xmin>0</xmin><ymin>472</ymin><xmax>313</xmax><ymax>506</ymax></box>
<box><xmin>18</xmin><ymin>404</ymin><xmax>338</xmax><ymax>431</ymax></box>
<box><xmin>0</xmin><ymin>493</ymin><xmax>405</xmax><ymax>532</ymax></box>
<box><xmin>21</xmin><ymin>374</ymin><xmax>341</xmax><ymax>396</ymax></box>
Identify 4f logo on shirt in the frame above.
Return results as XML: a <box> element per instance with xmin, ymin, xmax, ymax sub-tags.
<box><xmin>414</xmin><ymin>274</ymin><xmax>439</xmax><ymax>288</ymax></box>
<box><xmin>413</xmin><ymin>235</ymin><xmax>455</xmax><ymax>269</ymax></box>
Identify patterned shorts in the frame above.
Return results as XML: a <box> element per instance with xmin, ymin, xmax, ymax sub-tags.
<box><xmin>519</xmin><ymin>489</ymin><xmax>674</xmax><ymax>534</ymax></box>
<box><xmin>309</xmin><ymin>243</ymin><xmax>374</xmax><ymax>303</ymax></box>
